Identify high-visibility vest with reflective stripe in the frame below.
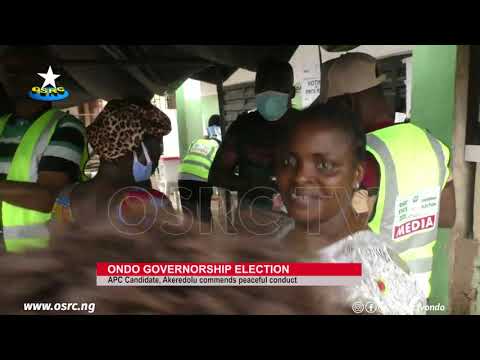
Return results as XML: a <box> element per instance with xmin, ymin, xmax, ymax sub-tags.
<box><xmin>0</xmin><ymin>110</ymin><xmax>89</xmax><ymax>252</ymax></box>
<box><xmin>366</xmin><ymin>123</ymin><xmax>450</xmax><ymax>298</ymax></box>
<box><xmin>179</xmin><ymin>138</ymin><xmax>219</xmax><ymax>181</ymax></box>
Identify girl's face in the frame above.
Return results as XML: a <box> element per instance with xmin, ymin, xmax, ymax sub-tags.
<box><xmin>275</xmin><ymin>119</ymin><xmax>364</xmax><ymax>229</ymax></box>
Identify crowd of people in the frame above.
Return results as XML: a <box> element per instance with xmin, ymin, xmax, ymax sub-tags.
<box><xmin>0</xmin><ymin>46</ymin><xmax>456</xmax><ymax>315</ymax></box>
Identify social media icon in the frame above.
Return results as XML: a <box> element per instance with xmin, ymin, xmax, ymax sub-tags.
<box><xmin>352</xmin><ymin>301</ymin><xmax>365</xmax><ymax>314</ymax></box>
<box><xmin>365</xmin><ymin>302</ymin><xmax>378</xmax><ymax>314</ymax></box>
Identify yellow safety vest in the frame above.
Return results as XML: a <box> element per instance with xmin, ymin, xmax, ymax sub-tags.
<box><xmin>0</xmin><ymin>109</ymin><xmax>89</xmax><ymax>252</ymax></box>
<box><xmin>367</xmin><ymin>123</ymin><xmax>450</xmax><ymax>298</ymax></box>
<box><xmin>179</xmin><ymin>138</ymin><xmax>219</xmax><ymax>181</ymax></box>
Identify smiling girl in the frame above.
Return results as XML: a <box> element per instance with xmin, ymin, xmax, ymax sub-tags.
<box><xmin>274</xmin><ymin>104</ymin><xmax>427</xmax><ymax>315</ymax></box>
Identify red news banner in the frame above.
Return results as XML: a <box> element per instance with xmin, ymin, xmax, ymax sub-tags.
<box><xmin>96</xmin><ymin>262</ymin><xmax>362</xmax><ymax>287</ymax></box>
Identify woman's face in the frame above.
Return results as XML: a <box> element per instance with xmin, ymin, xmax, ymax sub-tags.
<box><xmin>276</xmin><ymin>119</ymin><xmax>364</xmax><ymax>229</ymax></box>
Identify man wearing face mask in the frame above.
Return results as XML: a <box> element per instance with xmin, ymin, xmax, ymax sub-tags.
<box><xmin>209</xmin><ymin>59</ymin><xmax>298</xmax><ymax>213</ymax></box>
<box><xmin>178</xmin><ymin>115</ymin><xmax>222</xmax><ymax>223</ymax></box>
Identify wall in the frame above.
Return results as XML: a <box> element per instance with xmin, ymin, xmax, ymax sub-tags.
<box><xmin>176</xmin><ymin>80</ymin><xmax>200</xmax><ymax>158</ymax></box>
<box><xmin>176</xmin><ymin>45</ymin><xmax>418</xmax><ymax>157</ymax></box>
<box><xmin>200</xmin><ymin>82</ymin><xmax>220</xmax><ymax>136</ymax></box>
<box><xmin>201</xmin><ymin>95</ymin><xmax>220</xmax><ymax>135</ymax></box>
<box><xmin>411</xmin><ymin>45</ymin><xmax>458</xmax><ymax>313</ymax></box>
<box><xmin>222</xmin><ymin>45</ymin><xmax>415</xmax><ymax>109</ymax></box>
<box><xmin>176</xmin><ymin>80</ymin><xmax>220</xmax><ymax>158</ymax></box>
<box><xmin>151</xmin><ymin>95</ymin><xmax>180</xmax><ymax>158</ymax></box>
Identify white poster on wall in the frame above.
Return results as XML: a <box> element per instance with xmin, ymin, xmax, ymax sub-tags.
<box><xmin>301</xmin><ymin>78</ymin><xmax>321</xmax><ymax>108</ymax></box>
<box><xmin>301</xmin><ymin>60</ymin><xmax>321</xmax><ymax>108</ymax></box>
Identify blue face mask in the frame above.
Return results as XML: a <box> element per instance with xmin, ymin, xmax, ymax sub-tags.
<box><xmin>255</xmin><ymin>91</ymin><xmax>289</xmax><ymax>122</ymax></box>
<box><xmin>132</xmin><ymin>142</ymin><xmax>153</xmax><ymax>183</ymax></box>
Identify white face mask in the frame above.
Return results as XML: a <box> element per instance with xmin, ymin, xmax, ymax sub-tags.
<box><xmin>132</xmin><ymin>142</ymin><xmax>153</xmax><ymax>183</ymax></box>
<box><xmin>207</xmin><ymin>125</ymin><xmax>222</xmax><ymax>141</ymax></box>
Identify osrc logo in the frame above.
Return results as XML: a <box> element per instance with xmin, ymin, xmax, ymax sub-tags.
<box><xmin>28</xmin><ymin>66</ymin><xmax>70</xmax><ymax>102</ymax></box>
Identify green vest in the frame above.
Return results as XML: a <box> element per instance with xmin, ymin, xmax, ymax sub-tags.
<box><xmin>179</xmin><ymin>138</ymin><xmax>219</xmax><ymax>181</ymax></box>
<box><xmin>0</xmin><ymin>109</ymin><xmax>89</xmax><ymax>252</ymax></box>
<box><xmin>367</xmin><ymin>123</ymin><xmax>450</xmax><ymax>298</ymax></box>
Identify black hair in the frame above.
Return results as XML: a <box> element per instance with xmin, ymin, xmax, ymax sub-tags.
<box><xmin>256</xmin><ymin>58</ymin><xmax>294</xmax><ymax>87</ymax></box>
<box><xmin>208</xmin><ymin>114</ymin><xmax>221</xmax><ymax>127</ymax></box>
<box><xmin>257</xmin><ymin>58</ymin><xmax>293</xmax><ymax>75</ymax></box>
<box><xmin>280</xmin><ymin>103</ymin><xmax>366</xmax><ymax>163</ymax></box>
<box><xmin>125</xmin><ymin>96</ymin><xmax>152</xmax><ymax>107</ymax></box>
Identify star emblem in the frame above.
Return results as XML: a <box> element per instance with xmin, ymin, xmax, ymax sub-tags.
<box><xmin>37</xmin><ymin>66</ymin><xmax>61</xmax><ymax>89</ymax></box>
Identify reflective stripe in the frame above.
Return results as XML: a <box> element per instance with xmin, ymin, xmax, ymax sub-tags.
<box><xmin>3</xmin><ymin>223</ymin><xmax>49</xmax><ymax>240</ymax></box>
<box><xmin>178</xmin><ymin>173</ymin><xmax>207</xmax><ymax>182</ymax></box>
<box><xmin>184</xmin><ymin>153</ymin><xmax>212</xmax><ymax>167</ymax></box>
<box><xmin>5</xmin><ymin>237</ymin><xmax>49</xmax><ymax>253</ymax></box>
<box><xmin>57</xmin><ymin>119</ymin><xmax>87</xmax><ymax>136</ymax></box>
<box><xmin>399</xmin><ymin>240</ymin><xmax>436</xmax><ymax>263</ymax></box>
<box><xmin>406</xmin><ymin>257</ymin><xmax>433</xmax><ymax>274</ymax></box>
<box><xmin>0</xmin><ymin>137</ymin><xmax>22</xmax><ymax>144</ymax></box>
<box><xmin>0</xmin><ymin>162</ymin><xmax>10</xmax><ymax>174</ymax></box>
<box><xmin>179</xmin><ymin>162</ymin><xmax>209</xmax><ymax>180</ymax></box>
<box><xmin>206</xmin><ymin>144</ymin><xmax>218</xmax><ymax>161</ymax></box>
<box><xmin>182</xmin><ymin>159</ymin><xmax>211</xmax><ymax>171</ymax></box>
<box><xmin>394</xmin><ymin>231</ymin><xmax>436</xmax><ymax>253</ymax></box>
<box><xmin>43</xmin><ymin>145</ymin><xmax>82</xmax><ymax>165</ymax></box>
<box><xmin>366</xmin><ymin>134</ymin><xmax>398</xmax><ymax>242</ymax></box>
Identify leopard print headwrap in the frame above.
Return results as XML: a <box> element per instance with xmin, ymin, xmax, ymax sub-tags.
<box><xmin>87</xmin><ymin>99</ymin><xmax>171</xmax><ymax>160</ymax></box>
